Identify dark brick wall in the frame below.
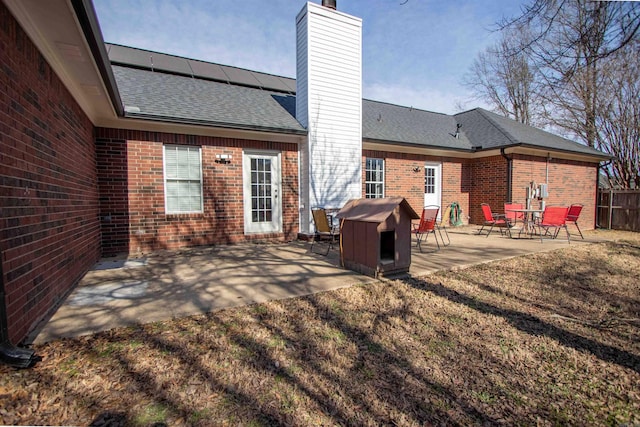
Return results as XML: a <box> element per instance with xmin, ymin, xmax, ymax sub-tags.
<box><xmin>95</xmin><ymin>128</ymin><xmax>299</xmax><ymax>254</ymax></box>
<box><xmin>0</xmin><ymin>3</ymin><xmax>100</xmax><ymax>344</ymax></box>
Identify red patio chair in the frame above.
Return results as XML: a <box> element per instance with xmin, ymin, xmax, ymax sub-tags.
<box><xmin>413</xmin><ymin>206</ymin><xmax>440</xmax><ymax>252</ymax></box>
<box><xmin>478</xmin><ymin>203</ymin><xmax>509</xmax><ymax>237</ymax></box>
<box><xmin>537</xmin><ymin>206</ymin><xmax>570</xmax><ymax>243</ymax></box>
<box><xmin>563</xmin><ymin>203</ymin><xmax>584</xmax><ymax>239</ymax></box>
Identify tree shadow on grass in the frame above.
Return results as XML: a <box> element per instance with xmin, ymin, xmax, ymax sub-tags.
<box><xmin>404</xmin><ymin>277</ymin><xmax>640</xmax><ymax>374</ymax></box>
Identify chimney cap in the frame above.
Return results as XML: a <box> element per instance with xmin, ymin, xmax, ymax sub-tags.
<box><xmin>322</xmin><ymin>0</ymin><xmax>336</xmax><ymax>9</ymax></box>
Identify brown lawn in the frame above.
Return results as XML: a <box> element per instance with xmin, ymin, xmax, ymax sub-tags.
<box><xmin>1</xmin><ymin>231</ymin><xmax>639</xmax><ymax>426</ymax></box>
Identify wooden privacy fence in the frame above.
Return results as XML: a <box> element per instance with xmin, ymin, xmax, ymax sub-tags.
<box><xmin>597</xmin><ymin>189</ymin><xmax>640</xmax><ymax>231</ymax></box>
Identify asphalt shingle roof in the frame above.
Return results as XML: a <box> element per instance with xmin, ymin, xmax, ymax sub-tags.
<box><xmin>113</xmin><ymin>66</ymin><xmax>305</xmax><ymax>134</ymax></box>
<box><xmin>110</xmin><ymin>44</ymin><xmax>608</xmax><ymax>160</ymax></box>
<box><xmin>363</xmin><ymin>100</ymin><xmax>472</xmax><ymax>151</ymax></box>
<box><xmin>455</xmin><ymin>108</ymin><xmax>607</xmax><ymax>158</ymax></box>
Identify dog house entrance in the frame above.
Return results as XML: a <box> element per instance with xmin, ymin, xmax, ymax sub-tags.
<box><xmin>380</xmin><ymin>231</ymin><xmax>395</xmax><ymax>262</ymax></box>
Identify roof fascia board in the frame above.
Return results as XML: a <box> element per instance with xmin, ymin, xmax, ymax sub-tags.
<box><xmin>363</xmin><ymin>140</ymin><xmax>609</xmax><ymax>163</ymax></box>
<box><xmin>98</xmin><ymin>116</ymin><xmax>306</xmax><ymax>145</ymax></box>
<box><xmin>122</xmin><ymin>112</ymin><xmax>307</xmax><ymax>136</ymax></box>
<box><xmin>70</xmin><ymin>0</ymin><xmax>124</xmax><ymax>116</ymax></box>
<box><xmin>502</xmin><ymin>146</ymin><xmax>610</xmax><ymax>163</ymax></box>
<box><xmin>363</xmin><ymin>140</ymin><xmax>477</xmax><ymax>158</ymax></box>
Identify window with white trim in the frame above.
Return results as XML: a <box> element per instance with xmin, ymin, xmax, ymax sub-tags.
<box><xmin>163</xmin><ymin>145</ymin><xmax>203</xmax><ymax>213</ymax></box>
<box><xmin>365</xmin><ymin>158</ymin><xmax>384</xmax><ymax>198</ymax></box>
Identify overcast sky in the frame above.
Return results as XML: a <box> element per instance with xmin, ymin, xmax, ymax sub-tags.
<box><xmin>93</xmin><ymin>0</ymin><xmax>526</xmax><ymax>115</ymax></box>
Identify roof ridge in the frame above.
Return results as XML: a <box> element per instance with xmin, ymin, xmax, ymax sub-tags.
<box><xmin>475</xmin><ymin>108</ymin><xmax>519</xmax><ymax>145</ymax></box>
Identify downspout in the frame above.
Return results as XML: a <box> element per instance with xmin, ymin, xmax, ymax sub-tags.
<box><xmin>0</xmin><ymin>248</ymin><xmax>36</xmax><ymax>368</ymax></box>
<box><xmin>596</xmin><ymin>161</ymin><xmax>601</xmax><ymax>228</ymax></box>
<box><xmin>501</xmin><ymin>148</ymin><xmax>513</xmax><ymax>202</ymax></box>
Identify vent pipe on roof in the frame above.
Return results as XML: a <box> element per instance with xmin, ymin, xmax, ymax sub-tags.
<box><xmin>454</xmin><ymin>123</ymin><xmax>462</xmax><ymax>139</ymax></box>
<box><xmin>322</xmin><ymin>0</ymin><xmax>336</xmax><ymax>9</ymax></box>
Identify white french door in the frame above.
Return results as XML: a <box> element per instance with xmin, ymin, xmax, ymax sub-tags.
<box><xmin>424</xmin><ymin>162</ymin><xmax>442</xmax><ymax>215</ymax></box>
<box><xmin>243</xmin><ymin>151</ymin><xmax>282</xmax><ymax>234</ymax></box>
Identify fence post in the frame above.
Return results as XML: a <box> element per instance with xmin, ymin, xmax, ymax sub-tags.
<box><xmin>608</xmin><ymin>189</ymin><xmax>613</xmax><ymax>230</ymax></box>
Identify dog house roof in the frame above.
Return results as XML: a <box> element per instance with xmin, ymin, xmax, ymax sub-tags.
<box><xmin>336</xmin><ymin>197</ymin><xmax>420</xmax><ymax>223</ymax></box>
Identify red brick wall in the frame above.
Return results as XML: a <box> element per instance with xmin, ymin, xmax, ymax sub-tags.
<box><xmin>362</xmin><ymin>150</ymin><xmax>470</xmax><ymax>224</ymax></box>
<box><xmin>0</xmin><ymin>4</ymin><xmax>100</xmax><ymax>344</ymax></box>
<box><xmin>511</xmin><ymin>154</ymin><xmax>598</xmax><ymax>230</ymax></box>
<box><xmin>468</xmin><ymin>155</ymin><xmax>509</xmax><ymax>224</ymax></box>
<box><xmin>96</xmin><ymin>129</ymin><xmax>299</xmax><ymax>254</ymax></box>
<box><xmin>465</xmin><ymin>153</ymin><xmax>598</xmax><ymax>228</ymax></box>
<box><xmin>442</xmin><ymin>159</ymin><xmax>472</xmax><ymax>225</ymax></box>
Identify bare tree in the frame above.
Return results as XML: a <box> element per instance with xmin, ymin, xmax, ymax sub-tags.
<box><xmin>494</xmin><ymin>1</ymin><xmax>639</xmax><ymax>145</ymax></box>
<box><xmin>596</xmin><ymin>41</ymin><xmax>640</xmax><ymax>189</ymax></box>
<box><xmin>463</xmin><ymin>30</ymin><xmax>541</xmax><ymax>125</ymax></box>
<box><xmin>489</xmin><ymin>0</ymin><xmax>640</xmax><ymax>189</ymax></box>
<box><xmin>499</xmin><ymin>0</ymin><xmax>640</xmax><ymax>65</ymax></box>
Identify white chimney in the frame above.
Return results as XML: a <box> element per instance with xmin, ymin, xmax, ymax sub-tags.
<box><xmin>296</xmin><ymin>1</ymin><xmax>363</xmax><ymax>234</ymax></box>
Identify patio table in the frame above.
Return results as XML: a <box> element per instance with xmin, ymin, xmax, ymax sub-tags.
<box><xmin>506</xmin><ymin>208</ymin><xmax>543</xmax><ymax>238</ymax></box>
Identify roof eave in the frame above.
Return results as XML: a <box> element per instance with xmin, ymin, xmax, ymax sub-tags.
<box><xmin>363</xmin><ymin>138</ymin><xmax>475</xmax><ymax>155</ymax></box>
<box><xmin>70</xmin><ymin>0</ymin><xmax>124</xmax><ymax>116</ymax></box>
<box><xmin>497</xmin><ymin>143</ymin><xmax>612</xmax><ymax>162</ymax></box>
<box><xmin>123</xmin><ymin>112</ymin><xmax>308</xmax><ymax>136</ymax></box>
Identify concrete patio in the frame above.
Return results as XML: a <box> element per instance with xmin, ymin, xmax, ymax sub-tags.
<box><xmin>30</xmin><ymin>226</ymin><xmax>596</xmax><ymax>344</ymax></box>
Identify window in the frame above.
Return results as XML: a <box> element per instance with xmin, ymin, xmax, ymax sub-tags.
<box><xmin>163</xmin><ymin>145</ymin><xmax>203</xmax><ymax>213</ymax></box>
<box><xmin>365</xmin><ymin>158</ymin><xmax>384</xmax><ymax>198</ymax></box>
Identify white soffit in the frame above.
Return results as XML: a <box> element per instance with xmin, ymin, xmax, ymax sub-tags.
<box><xmin>3</xmin><ymin>0</ymin><xmax>118</xmax><ymax>125</ymax></box>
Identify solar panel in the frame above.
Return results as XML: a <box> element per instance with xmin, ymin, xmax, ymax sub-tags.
<box><xmin>220</xmin><ymin>66</ymin><xmax>262</xmax><ymax>87</ymax></box>
<box><xmin>252</xmin><ymin>72</ymin><xmax>292</xmax><ymax>92</ymax></box>
<box><xmin>279</xmin><ymin>77</ymin><xmax>297</xmax><ymax>93</ymax></box>
<box><xmin>107</xmin><ymin>44</ymin><xmax>152</xmax><ymax>69</ymax></box>
<box><xmin>150</xmin><ymin>52</ymin><xmax>192</xmax><ymax>76</ymax></box>
<box><xmin>187</xmin><ymin>60</ymin><xmax>229</xmax><ymax>83</ymax></box>
<box><xmin>107</xmin><ymin>44</ymin><xmax>297</xmax><ymax>93</ymax></box>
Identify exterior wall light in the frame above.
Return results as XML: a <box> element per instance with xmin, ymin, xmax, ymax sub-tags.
<box><xmin>215</xmin><ymin>154</ymin><xmax>232</xmax><ymax>164</ymax></box>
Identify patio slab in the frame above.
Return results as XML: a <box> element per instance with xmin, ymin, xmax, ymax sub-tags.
<box><xmin>29</xmin><ymin>226</ymin><xmax>596</xmax><ymax>344</ymax></box>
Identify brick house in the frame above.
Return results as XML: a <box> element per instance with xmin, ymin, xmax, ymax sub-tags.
<box><xmin>1</xmin><ymin>0</ymin><xmax>608</xmax><ymax>348</ymax></box>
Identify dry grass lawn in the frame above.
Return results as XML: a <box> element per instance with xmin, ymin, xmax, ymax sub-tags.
<box><xmin>1</xmin><ymin>231</ymin><xmax>639</xmax><ymax>426</ymax></box>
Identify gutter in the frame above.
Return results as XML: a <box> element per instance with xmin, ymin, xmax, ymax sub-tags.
<box><xmin>500</xmin><ymin>148</ymin><xmax>513</xmax><ymax>202</ymax></box>
<box><xmin>496</xmin><ymin>142</ymin><xmax>613</xmax><ymax>162</ymax></box>
<box><xmin>363</xmin><ymin>138</ymin><xmax>475</xmax><ymax>154</ymax></box>
<box><xmin>0</xmin><ymin>248</ymin><xmax>37</xmax><ymax>368</ymax></box>
<box><xmin>124</xmin><ymin>112</ymin><xmax>308</xmax><ymax>136</ymax></box>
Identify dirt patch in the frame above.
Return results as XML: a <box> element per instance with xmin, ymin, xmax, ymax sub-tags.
<box><xmin>1</xmin><ymin>231</ymin><xmax>639</xmax><ymax>426</ymax></box>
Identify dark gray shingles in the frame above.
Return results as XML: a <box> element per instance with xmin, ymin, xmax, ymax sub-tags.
<box><xmin>112</xmin><ymin>53</ymin><xmax>606</xmax><ymax>159</ymax></box>
<box><xmin>363</xmin><ymin>100</ymin><xmax>473</xmax><ymax>150</ymax></box>
<box><xmin>456</xmin><ymin>108</ymin><xmax>608</xmax><ymax>157</ymax></box>
<box><xmin>113</xmin><ymin>65</ymin><xmax>305</xmax><ymax>134</ymax></box>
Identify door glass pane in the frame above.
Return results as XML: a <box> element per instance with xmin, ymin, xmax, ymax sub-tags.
<box><xmin>250</xmin><ymin>156</ymin><xmax>273</xmax><ymax>223</ymax></box>
<box><xmin>425</xmin><ymin>167</ymin><xmax>436</xmax><ymax>194</ymax></box>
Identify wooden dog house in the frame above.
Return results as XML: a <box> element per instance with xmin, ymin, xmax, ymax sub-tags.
<box><xmin>336</xmin><ymin>197</ymin><xmax>419</xmax><ymax>278</ymax></box>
